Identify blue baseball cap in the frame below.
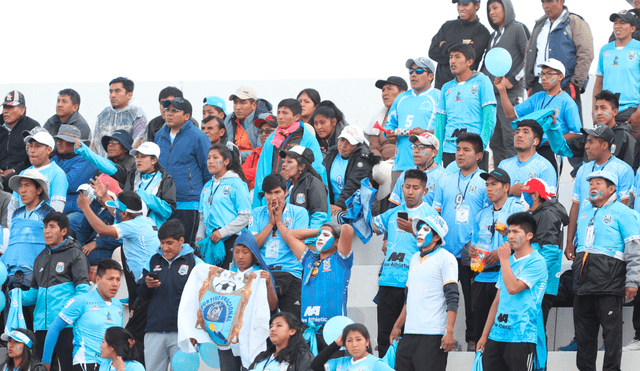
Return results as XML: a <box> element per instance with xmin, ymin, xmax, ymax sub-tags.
<box><xmin>586</xmin><ymin>170</ymin><xmax>618</xmax><ymax>187</ymax></box>
<box><xmin>203</xmin><ymin>96</ymin><xmax>227</xmax><ymax>114</ymax></box>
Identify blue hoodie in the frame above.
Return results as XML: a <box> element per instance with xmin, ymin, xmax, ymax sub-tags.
<box><xmin>233</xmin><ymin>231</ymin><xmax>276</xmax><ymax>289</ymax></box>
<box><xmin>138</xmin><ymin>243</ymin><xmax>203</xmax><ymax>333</ymax></box>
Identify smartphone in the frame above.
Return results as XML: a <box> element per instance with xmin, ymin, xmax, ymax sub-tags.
<box><xmin>148</xmin><ymin>273</ymin><xmax>159</xmax><ymax>280</ymax></box>
<box><xmin>398</xmin><ymin>212</ymin><xmax>408</xmax><ymax>220</ymax></box>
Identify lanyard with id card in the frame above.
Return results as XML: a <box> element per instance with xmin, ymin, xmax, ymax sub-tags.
<box><xmin>266</xmin><ymin>230</ymin><xmax>280</xmax><ymax>259</ymax></box>
<box><xmin>455</xmin><ymin>171</ymin><xmax>477</xmax><ymax>224</ymax></box>
<box><xmin>585</xmin><ymin>208</ymin><xmax>600</xmax><ymax>248</ymax></box>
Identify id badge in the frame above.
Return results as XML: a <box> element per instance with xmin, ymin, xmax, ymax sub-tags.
<box><xmin>456</xmin><ymin>205</ymin><xmax>470</xmax><ymax>224</ymax></box>
<box><xmin>266</xmin><ymin>239</ymin><xmax>279</xmax><ymax>259</ymax></box>
<box><xmin>585</xmin><ymin>225</ymin><xmax>595</xmax><ymax>247</ymax></box>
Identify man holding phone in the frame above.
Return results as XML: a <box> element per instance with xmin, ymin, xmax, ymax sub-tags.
<box><xmin>372</xmin><ymin>169</ymin><xmax>438</xmax><ymax>356</ymax></box>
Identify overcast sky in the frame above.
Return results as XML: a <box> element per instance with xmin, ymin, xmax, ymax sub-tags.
<box><xmin>6</xmin><ymin>0</ymin><xmax>629</xmax><ymax>85</ymax></box>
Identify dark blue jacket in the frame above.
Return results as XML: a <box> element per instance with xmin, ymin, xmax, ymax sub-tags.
<box><xmin>51</xmin><ymin>152</ymin><xmax>96</xmax><ymax>214</ymax></box>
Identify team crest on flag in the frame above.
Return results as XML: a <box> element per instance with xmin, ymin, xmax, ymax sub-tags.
<box><xmin>197</xmin><ymin>267</ymin><xmax>256</xmax><ymax>346</ymax></box>
<box><xmin>56</xmin><ymin>262</ymin><xmax>65</xmax><ymax>273</ymax></box>
<box><xmin>179</xmin><ymin>264</ymin><xmax>189</xmax><ymax>276</ymax></box>
<box><xmin>296</xmin><ymin>193</ymin><xmax>305</xmax><ymax>204</ymax></box>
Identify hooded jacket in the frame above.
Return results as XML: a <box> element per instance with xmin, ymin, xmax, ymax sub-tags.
<box><xmin>138</xmin><ymin>243</ymin><xmax>202</xmax><ymax>333</ymax></box>
<box><xmin>288</xmin><ymin>172</ymin><xmax>329</xmax><ymax>229</ymax></box>
<box><xmin>566</xmin><ymin>121</ymin><xmax>636</xmax><ymax>169</ymax></box>
<box><xmin>224</xmin><ymin>98</ymin><xmax>273</xmax><ymax>159</ymax></box>
<box><xmin>23</xmin><ymin>238</ymin><xmax>91</xmax><ymax>331</ymax></box>
<box><xmin>0</xmin><ymin>114</ymin><xmax>39</xmax><ymax>172</ymax></box>
<box><xmin>429</xmin><ymin>15</ymin><xmax>491</xmax><ymax>89</ymax></box>
<box><xmin>43</xmin><ymin>111</ymin><xmax>91</xmax><ymax>141</ymax></box>
<box><xmin>323</xmin><ymin>144</ymin><xmax>380</xmax><ymax>210</ymax></box>
<box><xmin>480</xmin><ymin>0</ymin><xmax>530</xmax><ymax>92</ymax></box>
<box><xmin>525</xmin><ymin>6</ymin><xmax>594</xmax><ymax>91</ymax></box>
<box><xmin>531</xmin><ymin>197</ymin><xmax>569</xmax><ymax>249</ymax></box>
<box><xmin>51</xmin><ymin>152</ymin><xmax>97</xmax><ymax>214</ymax></box>
<box><xmin>92</xmin><ymin>103</ymin><xmax>147</xmax><ymax>157</ymax></box>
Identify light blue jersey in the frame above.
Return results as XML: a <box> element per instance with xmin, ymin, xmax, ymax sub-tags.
<box><xmin>635</xmin><ymin>169</ymin><xmax>640</xmax><ymax>212</ymax></box>
<box><xmin>100</xmin><ymin>360</ymin><xmax>145</xmax><ymax>371</ymax></box>
<box><xmin>597</xmin><ymin>39</ymin><xmax>640</xmax><ymax>111</ymax></box>
<box><xmin>249</xmin><ymin>205</ymin><xmax>308</xmax><ymax>279</ymax></box>
<box><xmin>498</xmin><ymin>153</ymin><xmax>558</xmax><ymax>193</ymax></box>
<box><xmin>325</xmin><ymin>354</ymin><xmax>394</xmax><ymax>371</ymax></box>
<box><xmin>514</xmin><ymin>91</ymin><xmax>581</xmax><ymax>144</ymax></box>
<box><xmin>199</xmin><ymin>175</ymin><xmax>252</xmax><ymax>237</ymax></box>
<box><xmin>489</xmin><ymin>250</ymin><xmax>547</xmax><ymax>344</ymax></box>
<box><xmin>433</xmin><ymin>169</ymin><xmax>489</xmax><ymax>259</ymax></box>
<box><xmin>389</xmin><ymin>165</ymin><xmax>447</xmax><ymax>206</ymax></box>
<box><xmin>114</xmin><ymin>216</ymin><xmax>160</xmax><ymax>280</ymax></box>
<box><xmin>437</xmin><ymin>73</ymin><xmax>496</xmax><ymax>153</ymax></box>
<box><xmin>301</xmin><ymin>249</ymin><xmax>353</xmax><ymax>327</ymax></box>
<box><xmin>59</xmin><ymin>289</ymin><xmax>123</xmax><ymax>365</ymax></box>
<box><xmin>384</xmin><ymin>88</ymin><xmax>440</xmax><ymax>171</ymax></box>
<box><xmin>373</xmin><ymin>202</ymin><xmax>438</xmax><ymax>287</ymax></box>
<box><xmin>472</xmin><ymin>197</ymin><xmax>526</xmax><ymax>283</ymax></box>
<box><xmin>330</xmin><ymin>155</ymin><xmax>349</xmax><ymax>202</ymax></box>
<box><xmin>572</xmin><ymin>156</ymin><xmax>634</xmax><ymax>209</ymax></box>
<box><xmin>252</xmin><ymin>356</ymin><xmax>284</xmax><ymax>371</ymax></box>
<box><xmin>11</xmin><ymin>163</ymin><xmax>69</xmax><ymax>206</ymax></box>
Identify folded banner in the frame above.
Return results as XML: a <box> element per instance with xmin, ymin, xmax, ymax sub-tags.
<box><xmin>178</xmin><ymin>264</ymin><xmax>270</xmax><ymax>368</ymax></box>
<box><xmin>341</xmin><ymin>177</ymin><xmax>378</xmax><ymax>243</ymax></box>
<box><xmin>5</xmin><ymin>288</ymin><xmax>26</xmax><ymax>334</ymax></box>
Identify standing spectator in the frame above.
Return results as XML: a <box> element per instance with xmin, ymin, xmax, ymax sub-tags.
<box><xmin>390</xmin><ymin>215</ymin><xmax>457</xmax><ymax>371</ymax></box>
<box><xmin>0</xmin><ymin>90</ymin><xmax>40</xmax><ymax>192</ymax></box>
<box><xmin>429</xmin><ymin>0</ymin><xmax>490</xmax><ymax>90</ymax></box>
<box><xmin>155</xmin><ymin>97</ymin><xmax>211</xmax><ymax>243</ymax></box>
<box><xmin>99</xmin><ymin>327</ymin><xmax>145</xmax><ymax>371</ymax></box>
<box><xmin>202</xmin><ymin>116</ymin><xmax>228</xmax><ymax>146</ymax></box>
<box><xmin>384</xmin><ymin>57</ymin><xmax>439</xmax><ymax>185</ymax></box>
<box><xmin>481</xmin><ymin>0</ymin><xmax>529</xmax><ymax>167</ymax></box>
<box><xmin>99</xmin><ymin>130</ymin><xmax>136</xmax><ymax>183</ymax></box>
<box><xmin>524</xmin><ymin>0</ymin><xmax>594</xmax><ymax>119</ymax></box>
<box><xmin>138</xmin><ymin>219</ymin><xmax>202</xmax><ymax>371</ymax></box>
<box><xmin>433</xmin><ymin>133</ymin><xmax>490</xmax><ymax>350</ymax></box>
<box><xmin>202</xmin><ymin>96</ymin><xmax>227</xmax><ymax>121</ymax></box>
<box><xmin>42</xmin><ymin>259</ymin><xmax>124</xmax><ymax>371</ymax></box>
<box><xmin>497</xmin><ymin>120</ymin><xmax>557</xmax><ymax>196</ymax></box>
<box><xmin>243</xmin><ymin>114</ymin><xmax>276</xmax><ymax>191</ymax></box>
<box><xmin>21</xmin><ymin>212</ymin><xmax>90</xmax><ymax>371</ymax></box>
<box><xmin>365</xmin><ymin>76</ymin><xmax>407</xmax><ymax>161</ymax></box>
<box><xmin>571</xmin><ymin>171</ymin><xmax>640</xmax><ymax>371</ymax></box>
<box><xmin>435</xmin><ymin>44</ymin><xmax>496</xmax><ymax>170</ymax></box>
<box><xmin>390</xmin><ymin>132</ymin><xmax>446</xmax><ymax>206</ymax></box>
<box><xmin>476</xmin><ymin>213</ymin><xmax>548</xmax><ymax>371</ymax></box>
<box><xmin>43</xmin><ymin>88</ymin><xmax>91</xmax><ymax>141</ymax></box>
<box><xmin>497</xmin><ymin>59</ymin><xmax>582</xmax><ymax>173</ymax></box>
<box><xmin>311</xmin><ymin>101</ymin><xmax>347</xmax><ymax>156</ymax></box>
<box><xmin>608</xmin><ymin>2</ymin><xmax>640</xmax><ymax>42</ymax></box>
<box><xmin>565</xmin><ymin>125</ymin><xmax>634</xmax><ymax>261</ymax></box>
<box><xmin>91</xmin><ymin>77</ymin><xmax>147</xmax><ymax>157</ymax></box>
<box><xmin>593</xmin><ymin>10</ymin><xmax>640</xmax><ymax>137</ymax></box>
<box><xmin>224</xmin><ymin>86</ymin><xmax>272</xmax><ymax>159</ymax></box>
<box><xmin>249</xmin><ymin>174</ymin><xmax>309</xmax><ymax>317</ymax></box>
<box><xmin>145</xmin><ymin>86</ymin><xmax>183</xmax><ymax>143</ymax></box>
<box><xmin>297</xmin><ymin>89</ymin><xmax>321</xmax><ymax>124</ymax></box>
<box><xmin>371</xmin><ymin>169</ymin><xmax>438</xmax><ymax>356</ymax></box>
<box><xmin>51</xmin><ymin>125</ymin><xmax>96</xmax><ymax>215</ymax></box>
<box><xmin>323</xmin><ymin>126</ymin><xmax>378</xmax><ymax>216</ymax></box>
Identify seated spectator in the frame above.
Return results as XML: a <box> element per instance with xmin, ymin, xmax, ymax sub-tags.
<box><xmin>365</xmin><ymin>76</ymin><xmax>408</xmax><ymax>161</ymax></box>
<box><xmin>323</xmin><ymin>126</ymin><xmax>378</xmax><ymax>215</ymax></box>
<box><xmin>0</xmin><ymin>90</ymin><xmax>40</xmax><ymax>192</ymax></box>
<box><xmin>253</xmin><ymin>99</ymin><xmax>325</xmax><ymax>207</ymax></box>
<box><xmin>99</xmin><ymin>327</ymin><xmax>145</xmax><ymax>371</ymax></box>
<box><xmin>248</xmin><ymin>313</ymin><xmax>313</xmax><ymax>371</ymax></box>
<box><xmin>0</xmin><ymin>329</ymin><xmax>46</xmax><ymax>371</ymax></box>
<box><xmin>202</xmin><ymin>115</ymin><xmax>228</xmax><ymax>146</ymax></box>
<box><xmin>203</xmin><ymin>96</ymin><xmax>227</xmax><ymax>121</ymax></box>
<box><xmin>279</xmin><ymin>146</ymin><xmax>329</xmax><ymax>229</ymax></box>
<box><xmin>99</xmin><ymin>130</ymin><xmax>136</xmax><ymax>184</ymax></box>
<box><xmin>243</xmin><ymin>114</ymin><xmax>276</xmax><ymax>191</ymax></box>
<box><xmin>196</xmin><ymin>143</ymin><xmax>251</xmax><ymax>268</ymax></box>
<box><xmin>51</xmin><ymin>125</ymin><xmax>97</xmax><ymax>215</ymax></box>
<box><xmin>75</xmin><ymin>140</ymin><xmax>176</xmax><ymax>228</ymax></box>
<box><xmin>146</xmin><ymin>86</ymin><xmax>183</xmax><ymax>142</ymax></box>
<box><xmin>43</xmin><ymin>88</ymin><xmax>91</xmax><ymax>141</ymax></box>
<box><xmin>224</xmin><ymin>86</ymin><xmax>273</xmax><ymax>160</ymax></box>
<box><xmin>297</xmin><ymin>88</ymin><xmax>321</xmax><ymax>124</ymax></box>
<box><xmin>311</xmin><ymin>101</ymin><xmax>347</xmax><ymax>155</ymax></box>
<box><xmin>0</xmin><ymin>181</ymin><xmax>11</xmax><ymax>246</ymax></box>
<box><xmin>138</xmin><ymin>219</ymin><xmax>202</xmax><ymax>371</ymax></box>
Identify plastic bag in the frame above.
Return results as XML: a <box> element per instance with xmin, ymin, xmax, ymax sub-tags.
<box><xmin>472</xmin><ymin>350</ymin><xmax>483</xmax><ymax>371</ymax></box>
<box><xmin>381</xmin><ymin>338</ymin><xmax>399</xmax><ymax>368</ymax></box>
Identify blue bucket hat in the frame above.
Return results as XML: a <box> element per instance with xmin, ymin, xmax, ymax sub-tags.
<box><xmin>101</xmin><ymin>129</ymin><xmax>133</xmax><ymax>153</ymax></box>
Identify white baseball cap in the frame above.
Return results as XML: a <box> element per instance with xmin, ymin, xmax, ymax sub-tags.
<box><xmin>409</xmin><ymin>132</ymin><xmax>440</xmax><ymax>151</ymax></box>
<box><xmin>130</xmin><ymin>142</ymin><xmax>161</xmax><ymax>158</ymax></box>
<box><xmin>24</xmin><ymin>131</ymin><xmax>55</xmax><ymax>149</ymax></box>
<box><xmin>537</xmin><ymin>58</ymin><xmax>566</xmax><ymax>76</ymax></box>
<box><xmin>338</xmin><ymin>125</ymin><xmax>368</xmax><ymax>146</ymax></box>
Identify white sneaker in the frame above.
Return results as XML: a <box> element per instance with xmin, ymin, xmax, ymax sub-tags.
<box><xmin>623</xmin><ymin>338</ymin><xmax>640</xmax><ymax>351</ymax></box>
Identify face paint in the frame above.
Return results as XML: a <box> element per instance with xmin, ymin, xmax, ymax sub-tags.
<box><xmin>550</xmin><ymin>77</ymin><xmax>557</xmax><ymax>84</ymax></box>
<box><xmin>421</xmin><ymin>150</ymin><xmax>430</xmax><ymax>157</ymax></box>
<box><xmin>316</xmin><ymin>230</ymin><xmax>335</xmax><ymax>252</ymax></box>
<box><xmin>115</xmin><ymin>210</ymin><xmax>122</xmax><ymax>223</ymax></box>
<box><xmin>522</xmin><ymin>193</ymin><xmax>534</xmax><ymax>209</ymax></box>
<box><xmin>416</xmin><ymin>224</ymin><xmax>433</xmax><ymax>248</ymax></box>
<box><xmin>589</xmin><ymin>191</ymin><xmax>603</xmax><ymax>199</ymax></box>
<box><xmin>15</xmin><ymin>346</ymin><xmax>21</xmax><ymax>350</ymax></box>
<box><xmin>604</xmin><ymin>111</ymin><xmax>611</xmax><ymax>117</ymax></box>
<box><xmin>516</xmin><ymin>236</ymin><xmax>523</xmax><ymax>245</ymax></box>
<box><xmin>214</xmin><ymin>160</ymin><xmax>222</xmax><ymax>166</ymax></box>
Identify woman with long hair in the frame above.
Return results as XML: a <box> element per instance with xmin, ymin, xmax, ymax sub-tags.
<box><xmin>311</xmin><ymin>101</ymin><xmax>347</xmax><ymax>156</ymax></box>
<box><xmin>249</xmin><ymin>313</ymin><xmax>313</xmax><ymax>371</ymax></box>
<box><xmin>1</xmin><ymin>329</ymin><xmax>46</xmax><ymax>371</ymax></box>
<box><xmin>99</xmin><ymin>327</ymin><xmax>144</xmax><ymax>371</ymax></box>
<box><xmin>196</xmin><ymin>143</ymin><xmax>251</xmax><ymax>268</ymax></box>
<box><xmin>297</xmin><ymin>89</ymin><xmax>321</xmax><ymax>124</ymax></box>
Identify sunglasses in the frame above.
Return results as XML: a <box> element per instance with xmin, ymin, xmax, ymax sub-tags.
<box><xmin>164</xmin><ymin>107</ymin><xmax>183</xmax><ymax>113</ymax></box>
<box><xmin>259</xmin><ymin>128</ymin><xmax>275</xmax><ymax>135</ymax></box>
<box><xmin>409</xmin><ymin>68</ymin><xmax>431</xmax><ymax>75</ymax></box>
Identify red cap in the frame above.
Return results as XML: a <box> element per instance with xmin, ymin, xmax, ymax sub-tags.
<box><xmin>522</xmin><ymin>178</ymin><xmax>555</xmax><ymax>200</ymax></box>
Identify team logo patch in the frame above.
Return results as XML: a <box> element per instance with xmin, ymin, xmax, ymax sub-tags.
<box><xmin>446</xmin><ymin>89</ymin><xmax>452</xmax><ymax>95</ymax></box>
<box><xmin>603</xmin><ymin>215</ymin><xmax>612</xmax><ymax>225</ymax></box>
<box><xmin>613</xmin><ymin>56</ymin><xmax>620</xmax><ymax>66</ymax></box>
<box><xmin>222</xmin><ymin>186</ymin><xmax>231</xmax><ymax>196</ymax></box>
<box><xmin>454</xmin><ymin>91</ymin><xmax>462</xmax><ymax>102</ymax></box>
<box><xmin>284</xmin><ymin>218</ymin><xmax>292</xmax><ymax>228</ymax></box>
<box><xmin>153</xmin><ymin>265</ymin><xmax>162</xmax><ymax>272</ymax></box>
<box><xmin>56</xmin><ymin>262</ymin><xmax>65</xmax><ymax>273</ymax></box>
<box><xmin>604</xmin><ymin>51</ymin><xmax>610</xmax><ymax>58</ymax></box>
<box><xmin>117</xmin><ymin>308</ymin><xmax>122</xmax><ymax>318</ymax></box>
<box><xmin>428</xmin><ymin>183</ymin><xmax>435</xmax><ymax>192</ymax></box>
<box><xmin>89</xmin><ymin>305</ymin><xmax>100</xmax><ymax>311</ymax></box>
<box><xmin>629</xmin><ymin>52</ymin><xmax>636</xmax><ymax>61</ymax></box>
<box><xmin>357</xmin><ymin>162</ymin><xmax>363</xmax><ymax>168</ymax></box>
<box><xmin>529</xmin><ymin>173</ymin><xmax>536</xmax><ymax>180</ymax></box>
<box><xmin>64</xmin><ymin>298</ymin><xmax>74</xmax><ymax>309</ymax></box>
<box><xmin>296</xmin><ymin>193</ymin><xmax>305</xmax><ymax>204</ymax></box>
<box><xmin>179</xmin><ymin>264</ymin><xmax>189</xmax><ymax>276</ymax></box>
<box><xmin>106</xmin><ymin>312</ymin><xmax>113</xmax><ymax>322</ymax></box>
<box><xmin>248</xmin><ymin>216</ymin><xmax>253</xmax><ymax>227</ymax></box>
<box><xmin>579</xmin><ymin>213</ymin><xmax>586</xmax><ymax>220</ymax></box>
<box><xmin>470</xmin><ymin>86</ymin><xmax>478</xmax><ymax>95</ymax></box>
<box><xmin>322</xmin><ymin>259</ymin><xmax>332</xmax><ymax>272</ymax></box>
<box><xmin>469</xmin><ymin>186</ymin><xmax>477</xmax><ymax>194</ymax></box>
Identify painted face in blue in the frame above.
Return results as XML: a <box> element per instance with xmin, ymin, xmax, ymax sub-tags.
<box><xmin>316</xmin><ymin>229</ymin><xmax>335</xmax><ymax>252</ymax></box>
<box><xmin>522</xmin><ymin>192</ymin><xmax>534</xmax><ymax>209</ymax></box>
<box><xmin>416</xmin><ymin>223</ymin><xmax>433</xmax><ymax>248</ymax></box>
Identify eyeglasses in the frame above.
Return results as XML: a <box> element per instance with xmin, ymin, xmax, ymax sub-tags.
<box><xmin>107</xmin><ymin>139</ymin><xmax>120</xmax><ymax>145</ymax></box>
<box><xmin>409</xmin><ymin>68</ymin><xmax>431</xmax><ymax>75</ymax></box>
<box><xmin>539</xmin><ymin>72</ymin><xmax>561</xmax><ymax>78</ymax></box>
<box><xmin>164</xmin><ymin>107</ymin><xmax>183</xmax><ymax>113</ymax></box>
<box><xmin>259</xmin><ymin>128</ymin><xmax>275</xmax><ymax>135</ymax></box>
<box><xmin>411</xmin><ymin>144</ymin><xmax>433</xmax><ymax>150</ymax></box>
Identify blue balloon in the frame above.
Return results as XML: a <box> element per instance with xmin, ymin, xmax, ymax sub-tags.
<box><xmin>0</xmin><ymin>292</ymin><xmax>6</xmax><ymax>313</ymax></box>
<box><xmin>199</xmin><ymin>342</ymin><xmax>220</xmax><ymax>368</ymax></box>
<box><xmin>172</xmin><ymin>349</ymin><xmax>200</xmax><ymax>371</ymax></box>
<box><xmin>0</xmin><ymin>263</ymin><xmax>7</xmax><ymax>286</ymax></box>
<box><xmin>323</xmin><ymin>316</ymin><xmax>354</xmax><ymax>345</ymax></box>
<box><xmin>485</xmin><ymin>47</ymin><xmax>513</xmax><ymax>77</ymax></box>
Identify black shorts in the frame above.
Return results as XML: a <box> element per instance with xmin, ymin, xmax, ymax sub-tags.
<box><xmin>482</xmin><ymin>339</ymin><xmax>536</xmax><ymax>371</ymax></box>
<box><xmin>395</xmin><ymin>334</ymin><xmax>447</xmax><ymax>371</ymax></box>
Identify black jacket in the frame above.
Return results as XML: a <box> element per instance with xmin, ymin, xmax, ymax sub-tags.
<box><xmin>531</xmin><ymin>197</ymin><xmax>569</xmax><ymax>249</ymax></box>
<box><xmin>323</xmin><ymin>144</ymin><xmax>379</xmax><ymax>210</ymax></box>
<box><xmin>317</xmin><ymin>119</ymin><xmax>346</xmax><ymax>156</ymax></box>
<box><xmin>43</xmin><ymin>111</ymin><xmax>91</xmax><ymax>141</ymax></box>
<box><xmin>146</xmin><ymin>115</ymin><xmax>165</xmax><ymax>142</ymax></box>
<box><xmin>567</xmin><ymin>122</ymin><xmax>636</xmax><ymax>169</ymax></box>
<box><xmin>288</xmin><ymin>172</ymin><xmax>328</xmax><ymax>220</ymax></box>
<box><xmin>429</xmin><ymin>16</ymin><xmax>491</xmax><ymax>89</ymax></box>
<box><xmin>250</xmin><ymin>348</ymin><xmax>314</xmax><ymax>371</ymax></box>
<box><xmin>0</xmin><ymin>115</ymin><xmax>39</xmax><ymax>171</ymax></box>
